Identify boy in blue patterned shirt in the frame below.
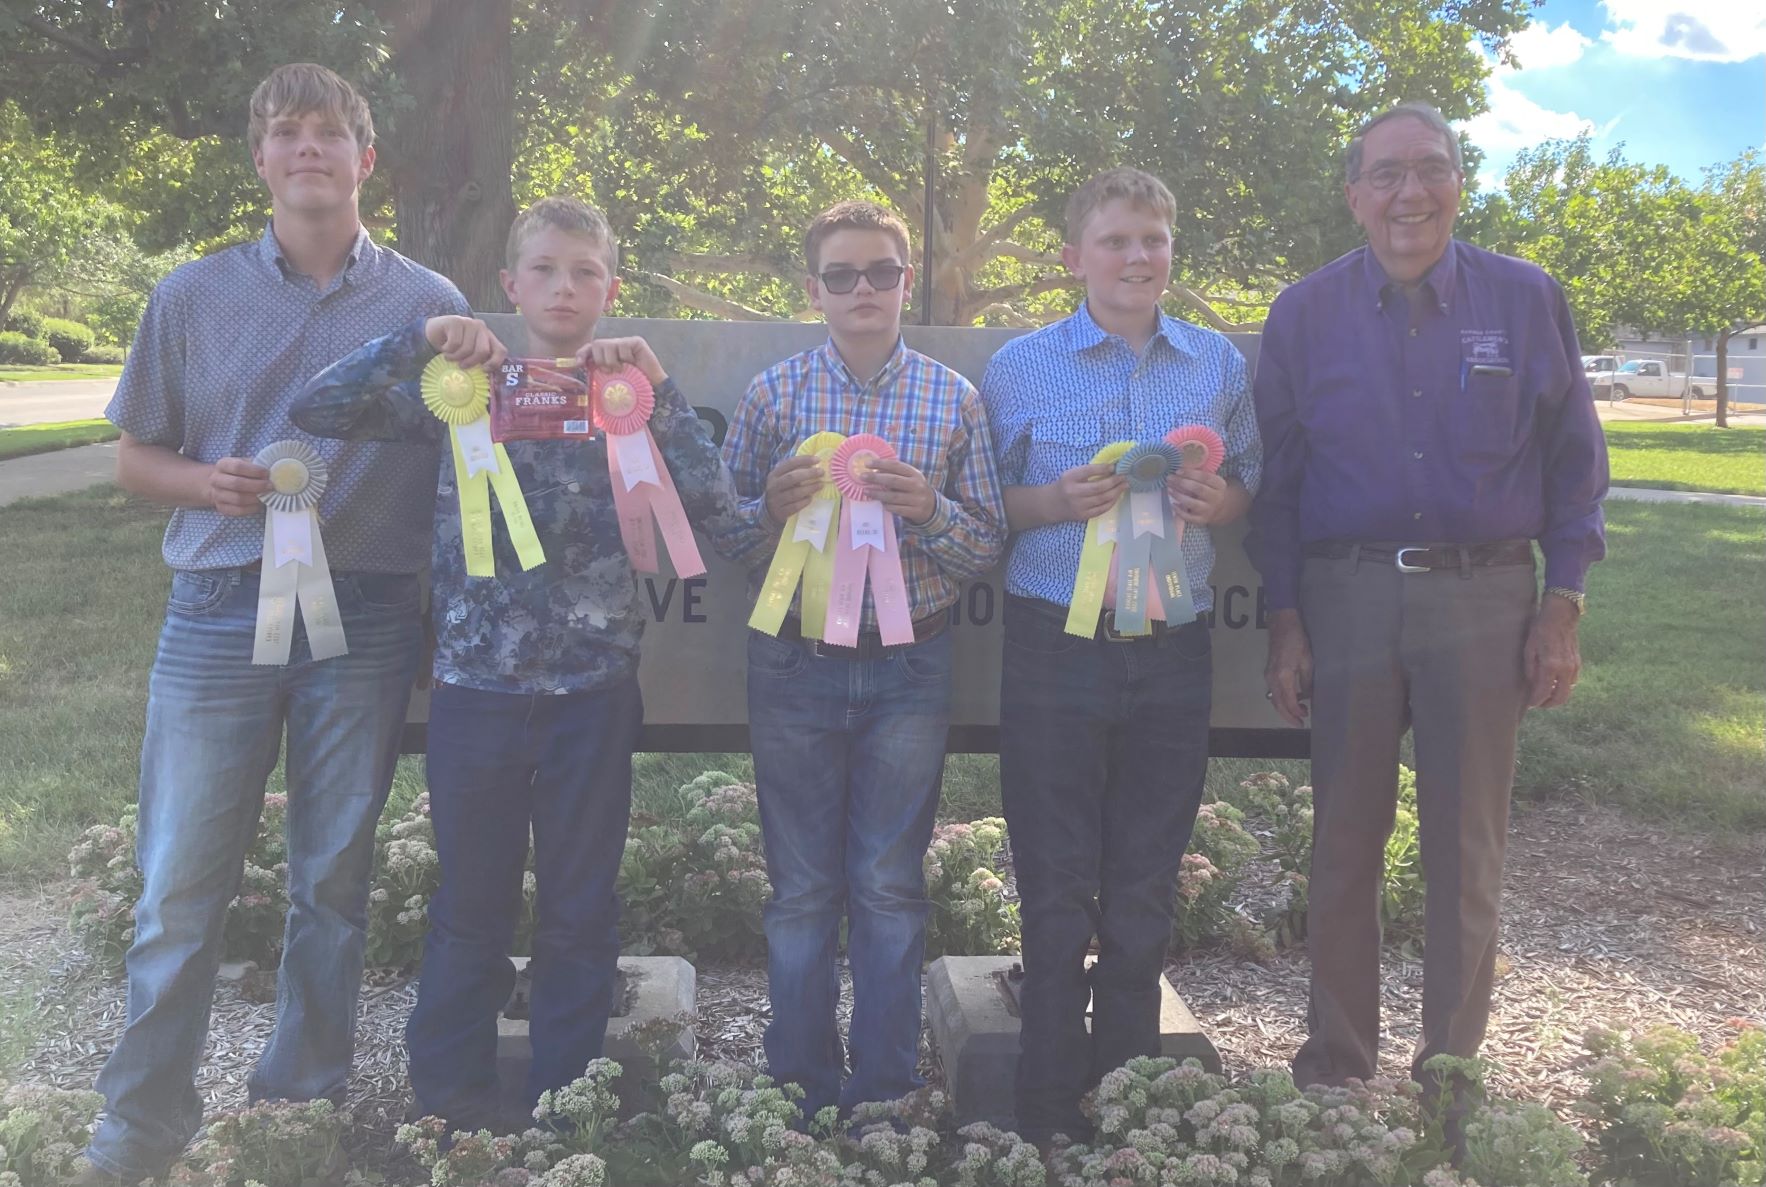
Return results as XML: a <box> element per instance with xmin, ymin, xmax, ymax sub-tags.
<box><xmin>292</xmin><ymin>196</ymin><xmax>736</xmax><ymax>1130</ymax></box>
<box><xmin>716</xmin><ymin>200</ymin><xmax>1007</xmax><ymax>1121</ymax></box>
<box><xmin>981</xmin><ymin>168</ymin><xmax>1262</xmax><ymax>1144</ymax></box>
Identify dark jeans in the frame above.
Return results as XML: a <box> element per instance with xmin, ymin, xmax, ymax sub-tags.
<box><xmin>997</xmin><ymin>596</ymin><xmax>1212</xmax><ymax>1142</ymax></box>
<box><xmin>746</xmin><ymin>627</ymin><xmax>954</xmax><ymax>1120</ymax></box>
<box><xmin>404</xmin><ymin>678</ymin><xmax>642</xmax><ymax>1123</ymax></box>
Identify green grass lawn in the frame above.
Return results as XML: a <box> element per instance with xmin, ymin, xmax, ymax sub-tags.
<box><xmin>0</xmin><ymin>418</ymin><xmax>121</xmax><ymax>461</ymax></box>
<box><xmin>0</xmin><ymin>490</ymin><xmax>1759</xmax><ymax>885</ymax></box>
<box><xmin>1603</xmin><ymin>421</ymin><xmax>1765</xmax><ymax>496</ymax></box>
<box><xmin>0</xmin><ymin>362</ymin><xmax>124</xmax><ymax>383</ymax></box>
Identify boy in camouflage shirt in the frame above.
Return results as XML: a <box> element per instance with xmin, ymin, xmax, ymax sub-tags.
<box><xmin>292</xmin><ymin>197</ymin><xmax>735</xmax><ymax>1129</ymax></box>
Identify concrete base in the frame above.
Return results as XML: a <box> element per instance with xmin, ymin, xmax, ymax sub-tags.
<box><xmin>926</xmin><ymin>955</ymin><xmax>1221</xmax><ymax>1131</ymax></box>
<box><xmin>496</xmin><ymin>955</ymin><xmax>696</xmax><ymax>1117</ymax></box>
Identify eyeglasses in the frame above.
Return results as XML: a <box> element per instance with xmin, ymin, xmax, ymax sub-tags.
<box><xmin>817</xmin><ymin>263</ymin><xmax>906</xmax><ymax>294</ymax></box>
<box><xmin>1355</xmin><ymin>159</ymin><xmax>1459</xmax><ymax>190</ymax></box>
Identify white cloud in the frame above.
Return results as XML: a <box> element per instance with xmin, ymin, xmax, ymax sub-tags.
<box><xmin>1505</xmin><ymin>21</ymin><xmax>1592</xmax><ymax>69</ymax></box>
<box><xmin>1601</xmin><ymin>0</ymin><xmax>1766</xmax><ymax>62</ymax></box>
<box><xmin>1460</xmin><ymin>37</ymin><xmax>1598</xmax><ymax>167</ymax></box>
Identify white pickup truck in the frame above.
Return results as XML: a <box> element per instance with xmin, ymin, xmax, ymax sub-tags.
<box><xmin>1588</xmin><ymin>358</ymin><xmax>1710</xmax><ymax>402</ymax></box>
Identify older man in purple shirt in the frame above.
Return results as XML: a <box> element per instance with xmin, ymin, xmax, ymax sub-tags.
<box><xmin>1248</xmin><ymin>101</ymin><xmax>1607</xmax><ymax>1093</ymax></box>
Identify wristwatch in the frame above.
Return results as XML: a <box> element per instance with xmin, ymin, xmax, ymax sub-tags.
<box><xmin>1545</xmin><ymin>586</ymin><xmax>1587</xmax><ymax>616</ymax></box>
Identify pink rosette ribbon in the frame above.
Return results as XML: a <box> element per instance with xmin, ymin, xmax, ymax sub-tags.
<box><xmin>593</xmin><ymin>366</ymin><xmax>705</xmax><ymax>577</ymax></box>
<box><xmin>1161</xmin><ymin>425</ymin><xmax>1226</xmax><ymax>564</ymax></box>
<box><xmin>823</xmin><ymin>434</ymin><xmax>915</xmax><ymax>648</ymax></box>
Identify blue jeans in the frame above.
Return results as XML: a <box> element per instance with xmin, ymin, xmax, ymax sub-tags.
<box><xmin>404</xmin><ymin>678</ymin><xmax>642</xmax><ymax>1122</ymax></box>
<box><xmin>746</xmin><ymin>627</ymin><xmax>953</xmax><ymax>1119</ymax></box>
<box><xmin>89</xmin><ymin>568</ymin><xmax>421</xmax><ymax>1178</ymax></box>
<box><xmin>997</xmin><ymin>596</ymin><xmax>1211</xmax><ymax>1143</ymax></box>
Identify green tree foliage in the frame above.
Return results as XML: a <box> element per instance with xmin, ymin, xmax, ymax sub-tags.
<box><xmin>3</xmin><ymin>0</ymin><xmax>1529</xmax><ymax>322</ymax></box>
<box><xmin>0</xmin><ymin>103</ymin><xmax>125</xmax><ymax>324</ymax></box>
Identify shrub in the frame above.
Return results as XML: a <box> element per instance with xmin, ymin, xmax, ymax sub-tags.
<box><xmin>39</xmin><ymin>318</ymin><xmax>97</xmax><ymax>364</ymax></box>
<box><xmin>80</xmin><ymin>344</ymin><xmax>125</xmax><ymax>365</ymax></box>
<box><xmin>1172</xmin><ymin>801</ymin><xmax>1262</xmax><ymax>951</ymax></box>
<box><xmin>0</xmin><ymin>332</ymin><xmax>59</xmax><ymax>367</ymax></box>
<box><xmin>0</xmin><ymin>1082</ymin><xmax>105</xmax><ymax>1187</ymax></box>
<box><xmin>619</xmin><ymin>771</ymin><xmax>771</xmax><ymax>960</ymax></box>
<box><xmin>167</xmin><ymin>1099</ymin><xmax>347</xmax><ymax>1187</ymax></box>
<box><xmin>1</xmin><ymin>309</ymin><xmax>46</xmax><ymax>339</ymax></box>
<box><xmin>1581</xmin><ymin>1022</ymin><xmax>1765</xmax><ymax>1186</ymax></box>
<box><xmin>924</xmin><ymin>818</ymin><xmax>1018</xmax><ymax>957</ymax></box>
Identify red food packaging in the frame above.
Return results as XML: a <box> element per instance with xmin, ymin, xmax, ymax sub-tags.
<box><xmin>489</xmin><ymin>358</ymin><xmax>598</xmax><ymax>442</ymax></box>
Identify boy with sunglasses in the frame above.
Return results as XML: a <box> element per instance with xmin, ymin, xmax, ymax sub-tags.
<box><xmin>716</xmin><ymin>199</ymin><xmax>1007</xmax><ymax>1121</ymax></box>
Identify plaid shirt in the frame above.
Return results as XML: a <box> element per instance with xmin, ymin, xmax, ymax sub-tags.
<box><xmin>716</xmin><ymin>337</ymin><xmax>1007</xmax><ymax>628</ymax></box>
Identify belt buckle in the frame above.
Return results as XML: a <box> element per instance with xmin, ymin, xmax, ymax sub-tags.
<box><xmin>1393</xmin><ymin>547</ymin><xmax>1431</xmax><ymax>574</ymax></box>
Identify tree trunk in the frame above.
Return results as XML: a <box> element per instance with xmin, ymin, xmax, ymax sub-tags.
<box><xmin>386</xmin><ymin>0</ymin><xmax>517</xmax><ymax>311</ymax></box>
<box><xmin>1716</xmin><ymin>327</ymin><xmax>1733</xmax><ymax>429</ymax></box>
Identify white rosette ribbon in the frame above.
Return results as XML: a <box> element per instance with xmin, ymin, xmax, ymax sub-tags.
<box><xmin>252</xmin><ymin>440</ymin><xmax>348</xmax><ymax>666</ymax></box>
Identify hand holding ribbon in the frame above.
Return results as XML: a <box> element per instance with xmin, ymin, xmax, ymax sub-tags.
<box><xmin>749</xmin><ymin>432</ymin><xmax>846</xmax><ymax>640</ymax></box>
<box><xmin>824</xmin><ymin>435</ymin><xmax>916</xmax><ymax>648</ymax></box>
<box><xmin>422</xmin><ymin>357</ymin><xmax>547</xmax><ymax>578</ymax></box>
<box><xmin>592</xmin><ymin>365</ymin><xmax>705</xmax><ymax>578</ymax></box>
<box><xmin>1108</xmin><ymin>426</ymin><xmax>1226</xmax><ymax>636</ymax></box>
<box><xmin>1064</xmin><ymin>441</ymin><xmax>1135</xmax><ymax>637</ymax></box>
<box><xmin>251</xmin><ymin>440</ymin><xmax>348</xmax><ymax>666</ymax></box>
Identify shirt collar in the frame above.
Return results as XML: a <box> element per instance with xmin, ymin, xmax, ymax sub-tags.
<box><xmin>1364</xmin><ymin>240</ymin><xmax>1459</xmax><ymax>315</ymax></box>
<box><xmin>258</xmin><ymin>220</ymin><xmax>376</xmax><ymax>280</ymax></box>
<box><xmin>1066</xmin><ymin>300</ymin><xmax>1195</xmax><ymax>357</ymax></box>
<box><xmin>818</xmin><ymin>335</ymin><xmax>909</xmax><ymax>391</ymax></box>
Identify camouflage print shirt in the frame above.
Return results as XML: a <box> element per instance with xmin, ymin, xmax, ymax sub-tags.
<box><xmin>291</xmin><ymin>318</ymin><xmax>738</xmax><ymax>695</ymax></box>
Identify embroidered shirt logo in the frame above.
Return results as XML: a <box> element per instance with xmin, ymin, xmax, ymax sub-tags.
<box><xmin>1460</xmin><ymin>330</ymin><xmax>1511</xmax><ymax>366</ymax></box>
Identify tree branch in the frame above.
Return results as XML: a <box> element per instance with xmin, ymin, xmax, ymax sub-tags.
<box><xmin>966</xmin><ymin>272</ymin><xmax>1077</xmax><ymax>307</ymax></box>
<box><xmin>5</xmin><ymin>10</ymin><xmax>143</xmax><ymax>71</ymax></box>
<box><xmin>1169</xmin><ymin>283</ymin><xmax>1261</xmax><ymax>333</ymax></box>
<box><xmin>954</xmin><ymin>206</ymin><xmax>1038</xmax><ymax>271</ymax></box>
<box><xmin>631</xmin><ymin>270</ymin><xmax>785</xmax><ymax>321</ymax></box>
<box><xmin>967</xmin><ymin>302</ymin><xmax>1038</xmax><ymax>328</ymax></box>
<box><xmin>813</xmin><ymin>125</ymin><xmax>921</xmax><ymax>232</ymax></box>
<box><xmin>990</xmin><ymin>242</ymin><xmax>1064</xmax><ymax>269</ymax></box>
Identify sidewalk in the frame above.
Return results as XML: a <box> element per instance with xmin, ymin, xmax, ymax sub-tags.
<box><xmin>0</xmin><ymin>441</ymin><xmax>119</xmax><ymax>507</ymax></box>
<box><xmin>1607</xmin><ymin>485</ymin><xmax>1765</xmax><ymax>508</ymax></box>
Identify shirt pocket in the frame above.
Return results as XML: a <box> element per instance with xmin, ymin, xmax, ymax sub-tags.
<box><xmin>1028</xmin><ymin>416</ymin><xmax>1113</xmax><ymax>480</ymax></box>
<box><xmin>1450</xmin><ymin>368</ymin><xmax>1530</xmax><ymax>464</ymax></box>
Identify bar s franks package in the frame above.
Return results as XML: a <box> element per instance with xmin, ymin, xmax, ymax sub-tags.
<box><xmin>490</xmin><ymin>358</ymin><xmax>598</xmax><ymax>442</ymax></box>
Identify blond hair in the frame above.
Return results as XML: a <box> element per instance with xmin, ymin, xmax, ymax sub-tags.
<box><xmin>247</xmin><ymin>63</ymin><xmax>374</xmax><ymax>154</ymax></box>
<box><xmin>804</xmin><ymin>200</ymin><xmax>912</xmax><ymax>274</ymax></box>
<box><xmin>1064</xmin><ymin>168</ymin><xmax>1177</xmax><ymax>244</ymax></box>
<box><xmin>505</xmin><ymin>196</ymin><xmax>619</xmax><ymax>272</ymax></box>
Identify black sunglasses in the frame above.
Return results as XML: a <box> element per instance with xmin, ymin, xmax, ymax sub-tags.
<box><xmin>817</xmin><ymin>263</ymin><xmax>906</xmax><ymax>294</ymax></box>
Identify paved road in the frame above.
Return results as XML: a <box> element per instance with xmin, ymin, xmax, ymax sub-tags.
<box><xmin>1606</xmin><ymin>485</ymin><xmax>1765</xmax><ymax>508</ymax></box>
<box><xmin>0</xmin><ymin>379</ymin><xmax>117</xmax><ymax>427</ymax></box>
<box><xmin>1596</xmin><ymin>397</ymin><xmax>1766</xmax><ymax>423</ymax></box>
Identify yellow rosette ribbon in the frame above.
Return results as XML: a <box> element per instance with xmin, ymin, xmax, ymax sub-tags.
<box><xmin>748</xmin><ymin>432</ymin><xmax>846</xmax><ymax>639</ymax></box>
<box><xmin>1064</xmin><ymin>440</ymin><xmax>1136</xmax><ymax>637</ymax></box>
<box><xmin>252</xmin><ymin>440</ymin><xmax>348</xmax><ymax>666</ymax></box>
<box><xmin>422</xmin><ymin>356</ymin><xmax>546</xmax><ymax>578</ymax></box>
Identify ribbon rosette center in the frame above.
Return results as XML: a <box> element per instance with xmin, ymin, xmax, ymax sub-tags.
<box><xmin>1117</xmin><ymin>441</ymin><xmax>1181</xmax><ymax>489</ymax></box>
<box><xmin>828</xmin><ymin>435</ymin><xmax>893</xmax><ymax>501</ymax></box>
<box><xmin>1165</xmin><ymin>425</ymin><xmax>1227</xmax><ymax>474</ymax></box>
<box><xmin>421</xmin><ymin>357</ymin><xmax>490</xmax><ymax>421</ymax></box>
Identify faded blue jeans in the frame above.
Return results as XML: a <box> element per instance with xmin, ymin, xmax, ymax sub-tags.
<box><xmin>88</xmin><ymin>567</ymin><xmax>421</xmax><ymax>1179</ymax></box>
<box><xmin>746</xmin><ymin>627</ymin><xmax>953</xmax><ymax>1120</ymax></box>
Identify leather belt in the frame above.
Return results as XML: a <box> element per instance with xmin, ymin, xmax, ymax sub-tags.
<box><xmin>775</xmin><ymin>611</ymin><xmax>949</xmax><ymax>659</ymax></box>
<box><xmin>1304</xmin><ymin>540</ymin><xmax>1533</xmax><ymax>573</ymax></box>
<box><xmin>1008</xmin><ymin>594</ymin><xmax>1196</xmax><ymax>644</ymax></box>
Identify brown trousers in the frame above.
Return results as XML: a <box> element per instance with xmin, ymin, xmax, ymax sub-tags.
<box><xmin>1293</xmin><ymin>549</ymin><xmax>1536</xmax><ymax>1087</ymax></box>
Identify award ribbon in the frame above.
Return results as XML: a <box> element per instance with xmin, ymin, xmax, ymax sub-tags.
<box><xmin>823</xmin><ymin>435</ymin><xmax>915</xmax><ymax>648</ymax></box>
<box><xmin>1159</xmin><ymin>424</ymin><xmax>1227</xmax><ymax>626</ymax></box>
<box><xmin>251</xmin><ymin>441</ymin><xmax>348</xmax><ymax>666</ymax></box>
<box><xmin>748</xmin><ymin>432</ymin><xmax>846</xmax><ymax>639</ymax></box>
<box><xmin>1111</xmin><ymin>441</ymin><xmax>1185</xmax><ymax>636</ymax></box>
<box><xmin>422</xmin><ymin>357</ymin><xmax>546</xmax><ymax>578</ymax></box>
<box><xmin>1065</xmin><ymin>440</ymin><xmax>1135</xmax><ymax>637</ymax></box>
<box><xmin>592</xmin><ymin>366</ymin><xmax>705</xmax><ymax>578</ymax></box>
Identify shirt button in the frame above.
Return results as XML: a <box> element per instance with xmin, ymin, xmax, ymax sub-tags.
<box><xmin>1413</xmin><ymin>450</ymin><xmax>1424</xmax><ymax>460</ymax></box>
<box><xmin>1413</xmin><ymin>511</ymin><xmax>1423</xmax><ymax>520</ymax></box>
<box><xmin>1412</xmin><ymin>389</ymin><xmax>1423</xmax><ymax>398</ymax></box>
<box><xmin>1409</xmin><ymin>327</ymin><xmax>1419</xmax><ymax>337</ymax></box>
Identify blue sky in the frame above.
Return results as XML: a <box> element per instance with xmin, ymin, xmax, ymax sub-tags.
<box><xmin>1458</xmin><ymin>0</ymin><xmax>1764</xmax><ymax>188</ymax></box>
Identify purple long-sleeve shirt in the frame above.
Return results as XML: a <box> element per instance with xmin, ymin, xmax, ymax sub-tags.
<box><xmin>1248</xmin><ymin>240</ymin><xmax>1608</xmax><ymax>610</ymax></box>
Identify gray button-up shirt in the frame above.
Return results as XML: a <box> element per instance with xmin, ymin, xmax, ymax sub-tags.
<box><xmin>107</xmin><ymin>222</ymin><xmax>469</xmax><ymax>573</ymax></box>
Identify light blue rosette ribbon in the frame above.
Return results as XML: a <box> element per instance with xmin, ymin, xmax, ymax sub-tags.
<box><xmin>1111</xmin><ymin>441</ymin><xmax>1194</xmax><ymax>635</ymax></box>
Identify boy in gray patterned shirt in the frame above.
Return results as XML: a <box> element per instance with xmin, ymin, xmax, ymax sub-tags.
<box><xmin>293</xmin><ymin>196</ymin><xmax>736</xmax><ymax>1130</ymax></box>
<box><xmin>83</xmin><ymin>64</ymin><xmax>467</xmax><ymax>1186</ymax></box>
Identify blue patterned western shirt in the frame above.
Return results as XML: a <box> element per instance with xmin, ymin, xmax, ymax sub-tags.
<box><xmin>981</xmin><ymin>303</ymin><xmax>1263</xmax><ymax>614</ymax></box>
<box><xmin>291</xmin><ymin>319</ymin><xmax>739</xmax><ymax>694</ymax></box>
<box><xmin>106</xmin><ymin>222</ymin><xmax>469</xmax><ymax>573</ymax></box>
<box><xmin>715</xmin><ymin>337</ymin><xmax>1008</xmax><ymax>628</ymax></box>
